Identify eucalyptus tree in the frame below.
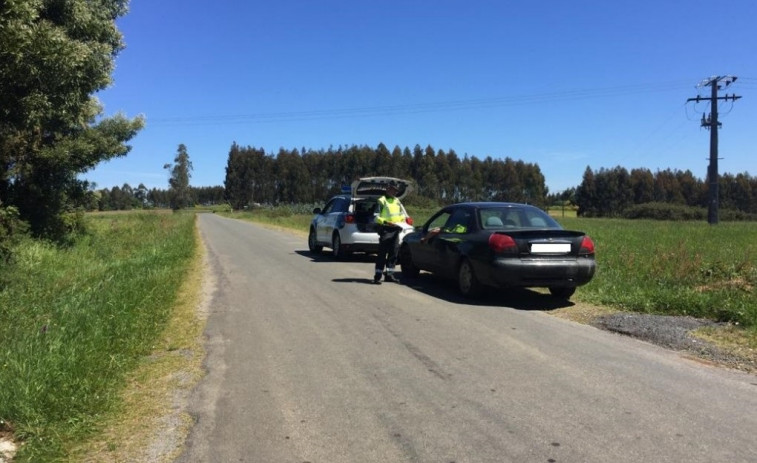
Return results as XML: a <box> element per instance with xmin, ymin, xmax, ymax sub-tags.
<box><xmin>224</xmin><ymin>142</ymin><xmax>248</xmax><ymax>209</ymax></box>
<box><xmin>0</xmin><ymin>0</ymin><xmax>144</xmax><ymax>239</ymax></box>
<box><xmin>630</xmin><ymin>168</ymin><xmax>655</xmax><ymax>204</ymax></box>
<box><xmin>164</xmin><ymin>144</ymin><xmax>193</xmax><ymax>210</ymax></box>
<box><xmin>576</xmin><ymin>167</ymin><xmax>599</xmax><ymax>216</ymax></box>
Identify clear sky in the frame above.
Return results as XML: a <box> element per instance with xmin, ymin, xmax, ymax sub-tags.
<box><xmin>88</xmin><ymin>0</ymin><xmax>757</xmax><ymax>194</ymax></box>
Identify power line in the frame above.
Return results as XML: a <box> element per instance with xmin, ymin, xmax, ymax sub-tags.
<box><xmin>147</xmin><ymin>80</ymin><xmax>692</xmax><ymax>127</ymax></box>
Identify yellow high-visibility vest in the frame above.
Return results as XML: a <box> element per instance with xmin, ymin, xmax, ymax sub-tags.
<box><xmin>376</xmin><ymin>196</ymin><xmax>404</xmax><ymax>225</ymax></box>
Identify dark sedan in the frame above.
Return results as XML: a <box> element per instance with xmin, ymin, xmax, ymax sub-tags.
<box><xmin>399</xmin><ymin>202</ymin><xmax>596</xmax><ymax>299</ymax></box>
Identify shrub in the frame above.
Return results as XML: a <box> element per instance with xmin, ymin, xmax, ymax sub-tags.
<box><xmin>0</xmin><ymin>203</ymin><xmax>29</xmax><ymax>263</ymax></box>
<box><xmin>623</xmin><ymin>202</ymin><xmax>757</xmax><ymax>221</ymax></box>
<box><xmin>623</xmin><ymin>202</ymin><xmax>706</xmax><ymax>221</ymax></box>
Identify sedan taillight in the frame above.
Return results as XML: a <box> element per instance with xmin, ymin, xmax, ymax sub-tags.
<box><xmin>406</xmin><ymin>216</ymin><xmax>414</xmax><ymax>226</ymax></box>
<box><xmin>580</xmin><ymin>236</ymin><xmax>595</xmax><ymax>255</ymax></box>
<box><xmin>489</xmin><ymin>234</ymin><xmax>517</xmax><ymax>253</ymax></box>
<box><xmin>344</xmin><ymin>214</ymin><xmax>355</xmax><ymax>224</ymax></box>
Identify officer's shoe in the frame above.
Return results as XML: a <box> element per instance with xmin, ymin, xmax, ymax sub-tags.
<box><xmin>384</xmin><ymin>272</ymin><xmax>400</xmax><ymax>283</ymax></box>
<box><xmin>373</xmin><ymin>273</ymin><xmax>383</xmax><ymax>284</ymax></box>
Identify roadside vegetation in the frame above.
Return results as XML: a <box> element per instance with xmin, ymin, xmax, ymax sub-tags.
<box><xmin>0</xmin><ymin>212</ymin><xmax>198</xmax><ymax>461</ymax></box>
<box><xmin>560</xmin><ymin>218</ymin><xmax>756</xmax><ymax>326</ymax></box>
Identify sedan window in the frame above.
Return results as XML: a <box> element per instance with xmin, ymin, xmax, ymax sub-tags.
<box><xmin>479</xmin><ymin>208</ymin><xmax>517</xmax><ymax>228</ymax></box>
<box><xmin>445</xmin><ymin>208</ymin><xmax>473</xmax><ymax>233</ymax></box>
<box><xmin>524</xmin><ymin>209</ymin><xmax>561</xmax><ymax>229</ymax></box>
<box><xmin>502</xmin><ymin>211</ymin><xmax>521</xmax><ymax>227</ymax></box>
<box><xmin>483</xmin><ymin>216</ymin><xmax>504</xmax><ymax>228</ymax></box>
<box><xmin>478</xmin><ymin>207</ymin><xmax>561</xmax><ymax>229</ymax></box>
<box><xmin>426</xmin><ymin>211</ymin><xmax>451</xmax><ymax>231</ymax></box>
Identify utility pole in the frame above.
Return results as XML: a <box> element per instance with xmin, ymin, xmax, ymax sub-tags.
<box><xmin>687</xmin><ymin>76</ymin><xmax>741</xmax><ymax>225</ymax></box>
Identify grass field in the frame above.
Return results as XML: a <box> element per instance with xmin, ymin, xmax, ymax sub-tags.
<box><xmin>559</xmin><ymin>218</ymin><xmax>756</xmax><ymax>326</ymax></box>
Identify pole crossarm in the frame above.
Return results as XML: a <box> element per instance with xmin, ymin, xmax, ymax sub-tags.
<box><xmin>687</xmin><ymin>95</ymin><xmax>742</xmax><ymax>103</ymax></box>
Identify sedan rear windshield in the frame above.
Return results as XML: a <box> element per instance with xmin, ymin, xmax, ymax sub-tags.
<box><xmin>478</xmin><ymin>207</ymin><xmax>562</xmax><ymax>230</ymax></box>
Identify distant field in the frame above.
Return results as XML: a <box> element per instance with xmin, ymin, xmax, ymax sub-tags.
<box><xmin>547</xmin><ymin>206</ymin><xmax>578</xmax><ymax>218</ymax></box>
<box><xmin>228</xmin><ymin>208</ymin><xmax>756</xmax><ymax>329</ymax></box>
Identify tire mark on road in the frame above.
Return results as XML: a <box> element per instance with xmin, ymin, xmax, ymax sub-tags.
<box><xmin>372</xmin><ymin>311</ymin><xmax>451</xmax><ymax>380</ymax></box>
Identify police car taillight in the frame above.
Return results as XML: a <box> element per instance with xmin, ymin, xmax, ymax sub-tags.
<box><xmin>406</xmin><ymin>217</ymin><xmax>413</xmax><ymax>226</ymax></box>
<box><xmin>344</xmin><ymin>214</ymin><xmax>355</xmax><ymax>224</ymax></box>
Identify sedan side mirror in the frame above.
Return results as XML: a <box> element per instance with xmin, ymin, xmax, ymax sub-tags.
<box><xmin>313</xmin><ymin>207</ymin><xmax>322</xmax><ymax>214</ymax></box>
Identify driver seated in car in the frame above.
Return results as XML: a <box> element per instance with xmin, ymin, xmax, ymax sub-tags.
<box><xmin>422</xmin><ymin>222</ymin><xmax>467</xmax><ymax>243</ymax></box>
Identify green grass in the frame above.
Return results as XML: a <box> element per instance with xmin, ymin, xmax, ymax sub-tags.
<box><xmin>227</xmin><ymin>208</ymin><xmax>756</xmax><ymax>329</ymax></box>
<box><xmin>0</xmin><ymin>211</ymin><xmax>196</xmax><ymax>461</ymax></box>
<box><xmin>560</xmin><ymin>218</ymin><xmax>757</xmax><ymax>327</ymax></box>
<box><xmin>220</xmin><ymin>208</ymin><xmax>318</xmax><ymax>231</ymax></box>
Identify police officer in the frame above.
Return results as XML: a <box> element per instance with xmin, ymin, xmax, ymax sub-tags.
<box><xmin>373</xmin><ymin>181</ymin><xmax>408</xmax><ymax>284</ymax></box>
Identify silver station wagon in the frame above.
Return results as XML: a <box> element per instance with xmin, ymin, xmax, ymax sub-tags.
<box><xmin>308</xmin><ymin>177</ymin><xmax>414</xmax><ymax>259</ymax></box>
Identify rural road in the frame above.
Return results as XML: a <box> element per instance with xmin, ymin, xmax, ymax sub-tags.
<box><xmin>177</xmin><ymin>214</ymin><xmax>757</xmax><ymax>463</ymax></box>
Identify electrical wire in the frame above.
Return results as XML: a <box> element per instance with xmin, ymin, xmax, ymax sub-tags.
<box><xmin>146</xmin><ymin>80</ymin><xmax>693</xmax><ymax>127</ymax></box>
<box><xmin>620</xmin><ymin>103</ymin><xmax>693</xmax><ymax>168</ymax></box>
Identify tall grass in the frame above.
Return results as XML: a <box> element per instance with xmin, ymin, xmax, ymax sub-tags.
<box><xmin>560</xmin><ymin>218</ymin><xmax>756</xmax><ymax>327</ymax></box>
<box><xmin>0</xmin><ymin>211</ymin><xmax>196</xmax><ymax>461</ymax></box>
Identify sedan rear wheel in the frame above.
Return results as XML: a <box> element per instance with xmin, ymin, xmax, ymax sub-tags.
<box><xmin>549</xmin><ymin>286</ymin><xmax>576</xmax><ymax>299</ymax></box>
<box><xmin>308</xmin><ymin>228</ymin><xmax>323</xmax><ymax>253</ymax></box>
<box><xmin>458</xmin><ymin>258</ymin><xmax>482</xmax><ymax>297</ymax></box>
<box><xmin>399</xmin><ymin>244</ymin><xmax>420</xmax><ymax>278</ymax></box>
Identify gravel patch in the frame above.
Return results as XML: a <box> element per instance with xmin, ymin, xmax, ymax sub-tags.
<box><xmin>591</xmin><ymin>313</ymin><xmax>753</xmax><ymax>370</ymax></box>
<box><xmin>593</xmin><ymin>313</ymin><xmax>720</xmax><ymax>350</ymax></box>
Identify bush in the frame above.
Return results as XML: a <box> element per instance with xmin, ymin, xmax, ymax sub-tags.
<box><xmin>719</xmin><ymin>209</ymin><xmax>757</xmax><ymax>221</ymax></box>
<box><xmin>0</xmin><ymin>203</ymin><xmax>29</xmax><ymax>263</ymax></box>
<box><xmin>623</xmin><ymin>202</ymin><xmax>706</xmax><ymax>220</ymax></box>
<box><xmin>403</xmin><ymin>193</ymin><xmax>440</xmax><ymax>209</ymax></box>
<box><xmin>623</xmin><ymin>202</ymin><xmax>757</xmax><ymax>221</ymax></box>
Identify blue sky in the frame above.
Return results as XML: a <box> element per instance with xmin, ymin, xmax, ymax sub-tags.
<box><xmin>89</xmin><ymin>0</ymin><xmax>757</xmax><ymax>194</ymax></box>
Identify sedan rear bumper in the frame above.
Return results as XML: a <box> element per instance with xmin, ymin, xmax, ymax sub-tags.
<box><xmin>477</xmin><ymin>257</ymin><xmax>596</xmax><ymax>288</ymax></box>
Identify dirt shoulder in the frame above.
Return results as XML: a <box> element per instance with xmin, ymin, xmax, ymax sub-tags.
<box><xmin>550</xmin><ymin>303</ymin><xmax>757</xmax><ymax>374</ymax></box>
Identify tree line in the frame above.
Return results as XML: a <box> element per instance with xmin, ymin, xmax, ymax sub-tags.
<box><xmin>223</xmin><ymin>142</ymin><xmax>548</xmax><ymax>209</ymax></box>
<box><xmin>222</xmin><ymin>142</ymin><xmax>757</xmax><ymax>221</ymax></box>
<box><xmin>574</xmin><ymin>166</ymin><xmax>757</xmax><ymax>218</ymax></box>
<box><xmin>93</xmin><ymin>184</ymin><xmax>225</xmax><ymax>211</ymax></box>
<box><xmin>92</xmin><ymin>145</ymin><xmax>757</xmax><ymax>224</ymax></box>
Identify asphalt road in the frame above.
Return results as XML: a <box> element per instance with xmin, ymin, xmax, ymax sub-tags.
<box><xmin>178</xmin><ymin>214</ymin><xmax>757</xmax><ymax>463</ymax></box>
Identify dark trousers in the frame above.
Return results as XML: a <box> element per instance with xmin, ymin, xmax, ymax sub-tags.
<box><xmin>375</xmin><ymin>226</ymin><xmax>400</xmax><ymax>273</ymax></box>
